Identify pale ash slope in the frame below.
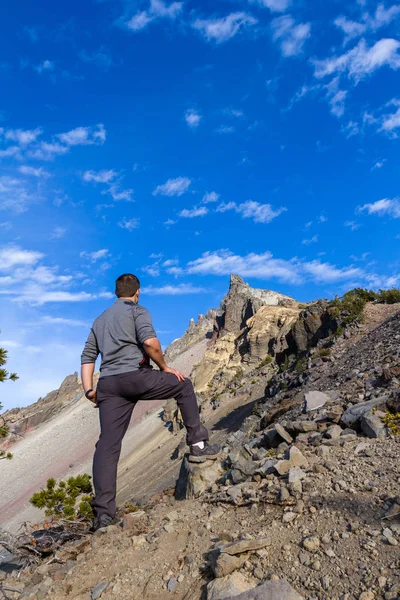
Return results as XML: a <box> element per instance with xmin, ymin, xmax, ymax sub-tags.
<box><xmin>0</xmin><ymin>341</ymin><xmax>206</xmax><ymax>533</ymax></box>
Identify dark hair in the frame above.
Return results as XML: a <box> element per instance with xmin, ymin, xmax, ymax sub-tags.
<box><xmin>115</xmin><ymin>273</ymin><xmax>140</xmax><ymax>298</ymax></box>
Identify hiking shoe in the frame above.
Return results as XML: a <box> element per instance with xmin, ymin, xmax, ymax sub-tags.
<box><xmin>91</xmin><ymin>514</ymin><xmax>119</xmax><ymax>532</ymax></box>
<box><xmin>189</xmin><ymin>442</ymin><xmax>221</xmax><ymax>463</ymax></box>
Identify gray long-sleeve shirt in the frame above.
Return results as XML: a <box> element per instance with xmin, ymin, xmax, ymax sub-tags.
<box><xmin>81</xmin><ymin>299</ymin><xmax>157</xmax><ymax>377</ymax></box>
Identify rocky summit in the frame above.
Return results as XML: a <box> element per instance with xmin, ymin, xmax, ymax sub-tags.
<box><xmin>1</xmin><ymin>278</ymin><xmax>400</xmax><ymax>600</ymax></box>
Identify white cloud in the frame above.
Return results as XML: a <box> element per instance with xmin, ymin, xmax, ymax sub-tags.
<box><xmin>185</xmin><ymin>109</ymin><xmax>202</xmax><ymax>128</ymax></box>
<box><xmin>0</xmin><ymin>245</ymin><xmax>44</xmax><ymax>271</ymax></box>
<box><xmin>49</xmin><ymin>227</ymin><xmax>66</xmax><ymax>239</ymax></box>
<box><xmin>118</xmin><ymin>217</ymin><xmax>140</xmax><ymax>231</ymax></box>
<box><xmin>153</xmin><ymin>176</ymin><xmax>192</xmax><ymax>197</ymax></box>
<box><xmin>179</xmin><ymin>206</ymin><xmax>208</xmax><ymax>218</ymax></box>
<box><xmin>345</xmin><ymin>220</ymin><xmax>361</xmax><ymax>231</ymax></box>
<box><xmin>192</xmin><ymin>12</ymin><xmax>258</xmax><ymax>44</ymax></box>
<box><xmin>80</xmin><ymin>248</ymin><xmax>109</xmax><ymax>262</ymax></box>
<box><xmin>252</xmin><ymin>0</ymin><xmax>291</xmax><ymax>12</ymax></box>
<box><xmin>335</xmin><ymin>4</ymin><xmax>400</xmax><ymax>44</ymax></box>
<box><xmin>380</xmin><ymin>105</ymin><xmax>400</xmax><ymax>133</ymax></box>
<box><xmin>35</xmin><ymin>60</ymin><xmax>55</xmax><ymax>74</ymax></box>
<box><xmin>302</xmin><ymin>235</ymin><xmax>318</xmax><ymax>245</ymax></box>
<box><xmin>0</xmin><ymin>146</ymin><xmax>21</xmax><ymax>158</ymax></box>
<box><xmin>83</xmin><ymin>169</ymin><xmax>117</xmax><ymax>183</ymax></box>
<box><xmin>359</xmin><ymin>198</ymin><xmax>400</xmax><ymax>218</ymax></box>
<box><xmin>5</xmin><ymin>127</ymin><xmax>43</xmax><ymax>146</ymax></box>
<box><xmin>29</xmin><ymin>141</ymin><xmax>69</xmax><ymax>161</ymax></box>
<box><xmin>324</xmin><ymin>76</ymin><xmax>348</xmax><ymax>117</ymax></box>
<box><xmin>107</xmin><ymin>185</ymin><xmax>134</xmax><ymax>201</ymax></box>
<box><xmin>0</xmin><ymin>176</ymin><xmax>41</xmax><ymax>214</ymax></box>
<box><xmin>216</xmin><ymin>125</ymin><xmax>235</xmax><ymax>134</ymax></box>
<box><xmin>216</xmin><ymin>200</ymin><xmax>286</xmax><ymax>223</ymax></box>
<box><xmin>78</xmin><ymin>47</ymin><xmax>113</xmax><ymax>70</ymax></box>
<box><xmin>57</xmin><ymin>123</ymin><xmax>106</xmax><ymax>146</ymax></box>
<box><xmin>185</xmin><ymin>249</ymin><xmax>364</xmax><ymax>285</ymax></box>
<box><xmin>126</xmin><ymin>0</ymin><xmax>182</xmax><ymax>31</ymax></box>
<box><xmin>271</xmin><ymin>15</ymin><xmax>311</xmax><ymax>57</ymax></box>
<box><xmin>372</xmin><ymin>159</ymin><xmax>387</xmax><ymax>169</ymax></box>
<box><xmin>142</xmin><ymin>283</ymin><xmax>207</xmax><ymax>295</ymax></box>
<box><xmin>19</xmin><ymin>165</ymin><xmax>50</xmax><ymax>178</ymax></box>
<box><xmin>202</xmin><ymin>191</ymin><xmax>220</xmax><ymax>204</ymax></box>
<box><xmin>164</xmin><ymin>218</ymin><xmax>177</xmax><ymax>226</ymax></box>
<box><xmin>41</xmin><ymin>316</ymin><xmax>88</xmax><ymax>327</ymax></box>
<box><xmin>313</xmin><ymin>38</ymin><xmax>400</xmax><ymax>81</ymax></box>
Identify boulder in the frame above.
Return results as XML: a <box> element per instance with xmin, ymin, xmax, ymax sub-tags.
<box><xmin>360</xmin><ymin>412</ymin><xmax>387</xmax><ymax>439</ymax></box>
<box><xmin>207</xmin><ymin>572</ymin><xmax>255</xmax><ymax>600</ymax></box>
<box><xmin>341</xmin><ymin>397</ymin><xmax>387</xmax><ymax>429</ymax></box>
<box><xmin>175</xmin><ymin>456</ymin><xmax>225</xmax><ymax>500</ymax></box>
<box><xmin>304</xmin><ymin>391</ymin><xmax>330</xmax><ymax>412</ymax></box>
<box><xmin>224</xmin><ymin>579</ymin><xmax>304</xmax><ymax>600</ymax></box>
<box><xmin>213</xmin><ymin>552</ymin><xmax>248</xmax><ymax>578</ymax></box>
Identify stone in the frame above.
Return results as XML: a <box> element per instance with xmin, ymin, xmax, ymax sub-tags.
<box><xmin>289</xmin><ymin>421</ymin><xmax>318</xmax><ymax>433</ymax></box>
<box><xmin>164</xmin><ymin>523</ymin><xmax>174</xmax><ymax>534</ymax></box>
<box><xmin>175</xmin><ymin>456</ymin><xmax>225</xmax><ymax>499</ymax></box>
<box><xmin>282</xmin><ymin>512</ymin><xmax>297</xmax><ymax>523</ymax></box>
<box><xmin>288</xmin><ymin>468</ymin><xmax>306</xmax><ymax>485</ymax></box>
<box><xmin>325</xmin><ymin>425</ymin><xmax>342</xmax><ymax>440</ymax></box>
<box><xmin>214</xmin><ymin>552</ymin><xmax>248</xmax><ymax>578</ymax></box>
<box><xmin>305</xmin><ymin>391</ymin><xmax>331</xmax><ymax>412</ymax></box>
<box><xmin>354</xmin><ymin>442</ymin><xmax>371</xmax><ymax>455</ymax></box>
<box><xmin>275</xmin><ymin>447</ymin><xmax>308</xmax><ymax>475</ymax></box>
<box><xmin>222</xmin><ymin>538</ymin><xmax>270</xmax><ymax>556</ymax></box>
<box><xmin>360</xmin><ymin>413</ymin><xmax>387</xmax><ymax>439</ymax></box>
<box><xmin>167</xmin><ymin>577</ymin><xmax>178</xmax><ymax>592</ymax></box>
<box><xmin>91</xmin><ymin>583</ymin><xmax>109</xmax><ymax>600</ymax></box>
<box><xmin>275</xmin><ymin>424</ymin><xmax>293</xmax><ymax>445</ymax></box>
<box><xmin>122</xmin><ymin>511</ymin><xmax>145</xmax><ymax>530</ymax></box>
<box><xmin>341</xmin><ymin>397</ymin><xmax>387</xmax><ymax>429</ymax></box>
<box><xmin>255</xmin><ymin>459</ymin><xmax>277</xmax><ymax>478</ymax></box>
<box><xmin>222</xmin><ymin>578</ymin><xmax>304</xmax><ymax>599</ymax></box>
<box><xmin>207</xmin><ymin>572</ymin><xmax>254</xmax><ymax>600</ymax></box>
<box><xmin>359</xmin><ymin>592</ymin><xmax>374</xmax><ymax>600</ymax></box>
<box><xmin>303</xmin><ymin>536</ymin><xmax>320</xmax><ymax>552</ymax></box>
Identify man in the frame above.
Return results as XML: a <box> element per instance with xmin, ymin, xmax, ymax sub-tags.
<box><xmin>81</xmin><ymin>273</ymin><xmax>219</xmax><ymax>531</ymax></box>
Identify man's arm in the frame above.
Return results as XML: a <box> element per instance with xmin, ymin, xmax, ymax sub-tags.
<box><xmin>81</xmin><ymin>329</ymin><xmax>99</xmax><ymax>404</ymax></box>
<box><xmin>143</xmin><ymin>338</ymin><xmax>185</xmax><ymax>382</ymax></box>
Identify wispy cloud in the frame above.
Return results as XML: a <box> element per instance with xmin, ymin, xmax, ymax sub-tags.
<box><xmin>372</xmin><ymin>158</ymin><xmax>387</xmax><ymax>170</ymax></box>
<box><xmin>49</xmin><ymin>227</ymin><xmax>66</xmax><ymax>239</ymax></box>
<box><xmin>302</xmin><ymin>234</ymin><xmax>318</xmax><ymax>245</ymax></box>
<box><xmin>125</xmin><ymin>0</ymin><xmax>182</xmax><ymax>32</ymax></box>
<box><xmin>80</xmin><ymin>248</ymin><xmax>110</xmax><ymax>262</ymax></box>
<box><xmin>19</xmin><ymin>165</ymin><xmax>50</xmax><ymax>178</ymax></box>
<box><xmin>216</xmin><ymin>200</ymin><xmax>286</xmax><ymax>223</ymax></box>
<box><xmin>41</xmin><ymin>316</ymin><xmax>88</xmax><ymax>327</ymax></box>
<box><xmin>184</xmin><ymin>249</ymin><xmax>368</xmax><ymax>285</ymax></box>
<box><xmin>118</xmin><ymin>217</ymin><xmax>140</xmax><ymax>231</ymax></box>
<box><xmin>4</xmin><ymin>127</ymin><xmax>43</xmax><ymax>145</ymax></box>
<box><xmin>142</xmin><ymin>283</ymin><xmax>207</xmax><ymax>295</ymax></box>
<box><xmin>251</xmin><ymin>0</ymin><xmax>291</xmax><ymax>12</ymax></box>
<box><xmin>179</xmin><ymin>206</ymin><xmax>208</xmax><ymax>218</ymax></box>
<box><xmin>78</xmin><ymin>47</ymin><xmax>113</xmax><ymax>70</ymax></box>
<box><xmin>215</xmin><ymin>125</ymin><xmax>235</xmax><ymax>134</ymax></box>
<box><xmin>335</xmin><ymin>4</ymin><xmax>400</xmax><ymax>45</ymax></box>
<box><xmin>345</xmin><ymin>220</ymin><xmax>361</xmax><ymax>230</ymax></box>
<box><xmin>57</xmin><ymin>123</ymin><xmax>106</xmax><ymax>146</ymax></box>
<box><xmin>202</xmin><ymin>191</ymin><xmax>220</xmax><ymax>204</ymax></box>
<box><xmin>192</xmin><ymin>12</ymin><xmax>257</xmax><ymax>44</ymax></box>
<box><xmin>271</xmin><ymin>15</ymin><xmax>311</xmax><ymax>57</ymax></box>
<box><xmin>83</xmin><ymin>169</ymin><xmax>117</xmax><ymax>183</ymax></box>
<box><xmin>184</xmin><ymin>109</ymin><xmax>202</xmax><ymax>128</ymax></box>
<box><xmin>0</xmin><ymin>245</ymin><xmax>44</xmax><ymax>270</ymax></box>
<box><xmin>153</xmin><ymin>176</ymin><xmax>192</xmax><ymax>197</ymax></box>
<box><xmin>313</xmin><ymin>38</ymin><xmax>400</xmax><ymax>82</ymax></box>
<box><xmin>0</xmin><ymin>176</ymin><xmax>42</xmax><ymax>214</ymax></box>
<box><xmin>359</xmin><ymin>198</ymin><xmax>400</xmax><ymax>218</ymax></box>
<box><xmin>35</xmin><ymin>60</ymin><xmax>55</xmax><ymax>74</ymax></box>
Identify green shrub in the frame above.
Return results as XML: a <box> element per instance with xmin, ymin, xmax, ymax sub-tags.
<box><xmin>295</xmin><ymin>357</ymin><xmax>307</xmax><ymax>373</ymax></box>
<box><xmin>330</xmin><ymin>288</ymin><xmax>370</xmax><ymax>323</ymax></box>
<box><xmin>0</xmin><ymin>342</ymin><xmax>18</xmax><ymax>460</ymax></box>
<box><xmin>377</xmin><ymin>288</ymin><xmax>400</xmax><ymax>304</ymax></box>
<box><xmin>30</xmin><ymin>475</ymin><xmax>94</xmax><ymax>521</ymax></box>
<box><xmin>259</xmin><ymin>355</ymin><xmax>273</xmax><ymax>368</ymax></box>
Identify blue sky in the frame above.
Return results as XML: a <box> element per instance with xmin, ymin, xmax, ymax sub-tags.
<box><xmin>1</xmin><ymin>0</ymin><xmax>400</xmax><ymax>409</ymax></box>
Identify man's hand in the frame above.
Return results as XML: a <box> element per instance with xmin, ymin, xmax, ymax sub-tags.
<box><xmin>86</xmin><ymin>389</ymin><xmax>98</xmax><ymax>407</ymax></box>
<box><xmin>161</xmin><ymin>366</ymin><xmax>186</xmax><ymax>382</ymax></box>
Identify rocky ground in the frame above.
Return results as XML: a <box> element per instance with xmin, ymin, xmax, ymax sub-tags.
<box><xmin>1</xmin><ymin>301</ymin><xmax>400</xmax><ymax>600</ymax></box>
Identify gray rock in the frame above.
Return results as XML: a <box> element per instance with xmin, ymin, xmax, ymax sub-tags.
<box><xmin>341</xmin><ymin>397</ymin><xmax>387</xmax><ymax>429</ymax></box>
<box><xmin>222</xmin><ymin>538</ymin><xmax>270</xmax><ymax>556</ymax></box>
<box><xmin>175</xmin><ymin>456</ymin><xmax>225</xmax><ymax>499</ymax></box>
<box><xmin>168</xmin><ymin>577</ymin><xmax>178</xmax><ymax>592</ymax></box>
<box><xmin>360</xmin><ymin>412</ymin><xmax>387</xmax><ymax>438</ymax></box>
<box><xmin>275</xmin><ymin>423</ymin><xmax>293</xmax><ymax>445</ymax></box>
<box><xmin>325</xmin><ymin>425</ymin><xmax>342</xmax><ymax>440</ymax></box>
<box><xmin>213</xmin><ymin>552</ymin><xmax>248</xmax><ymax>578</ymax></box>
<box><xmin>255</xmin><ymin>459</ymin><xmax>277</xmax><ymax>478</ymax></box>
<box><xmin>288</xmin><ymin>467</ymin><xmax>306</xmax><ymax>485</ymax></box>
<box><xmin>91</xmin><ymin>583</ymin><xmax>109</xmax><ymax>600</ymax></box>
<box><xmin>305</xmin><ymin>391</ymin><xmax>331</xmax><ymax>412</ymax></box>
<box><xmin>224</xmin><ymin>579</ymin><xmax>304</xmax><ymax>599</ymax></box>
<box><xmin>207</xmin><ymin>572</ymin><xmax>254</xmax><ymax>600</ymax></box>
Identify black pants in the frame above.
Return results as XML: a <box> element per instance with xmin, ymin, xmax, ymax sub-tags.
<box><xmin>92</xmin><ymin>368</ymin><xmax>209</xmax><ymax>519</ymax></box>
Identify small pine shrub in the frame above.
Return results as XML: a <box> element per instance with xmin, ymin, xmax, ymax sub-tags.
<box><xmin>319</xmin><ymin>348</ymin><xmax>331</xmax><ymax>358</ymax></box>
<box><xmin>30</xmin><ymin>475</ymin><xmax>94</xmax><ymax>521</ymax></box>
<box><xmin>377</xmin><ymin>288</ymin><xmax>400</xmax><ymax>304</ymax></box>
<box><xmin>295</xmin><ymin>357</ymin><xmax>307</xmax><ymax>373</ymax></box>
<box><xmin>259</xmin><ymin>355</ymin><xmax>273</xmax><ymax>368</ymax></box>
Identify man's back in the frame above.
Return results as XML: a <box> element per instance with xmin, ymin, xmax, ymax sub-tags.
<box><xmin>81</xmin><ymin>299</ymin><xmax>156</xmax><ymax>377</ymax></box>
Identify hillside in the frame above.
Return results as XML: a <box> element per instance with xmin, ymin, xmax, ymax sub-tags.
<box><xmin>1</xmin><ymin>281</ymin><xmax>400</xmax><ymax>600</ymax></box>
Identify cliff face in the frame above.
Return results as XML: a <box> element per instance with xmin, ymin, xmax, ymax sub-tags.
<box><xmin>164</xmin><ymin>309</ymin><xmax>216</xmax><ymax>362</ymax></box>
<box><xmin>192</xmin><ymin>275</ymin><xmax>300</xmax><ymax>392</ymax></box>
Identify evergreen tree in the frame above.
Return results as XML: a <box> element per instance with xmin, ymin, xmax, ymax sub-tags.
<box><xmin>0</xmin><ymin>343</ymin><xmax>18</xmax><ymax>460</ymax></box>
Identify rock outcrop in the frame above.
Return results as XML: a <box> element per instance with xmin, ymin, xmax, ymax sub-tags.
<box><xmin>192</xmin><ymin>275</ymin><xmax>299</xmax><ymax>392</ymax></box>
